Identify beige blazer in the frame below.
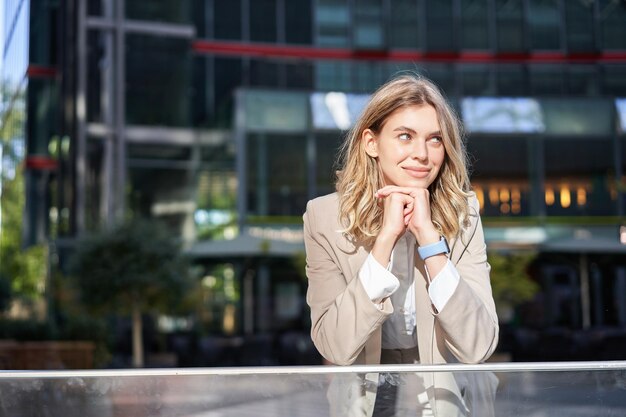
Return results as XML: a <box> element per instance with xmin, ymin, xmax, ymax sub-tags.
<box><xmin>303</xmin><ymin>192</ymin><xmax>499</xmax><ymax>416</ymax></box>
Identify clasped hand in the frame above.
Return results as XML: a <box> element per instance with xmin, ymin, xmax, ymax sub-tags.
<box><xmin>375</xmin><ymin>186</ymin><xmax>440</xmax><ymax>246</ymax></box>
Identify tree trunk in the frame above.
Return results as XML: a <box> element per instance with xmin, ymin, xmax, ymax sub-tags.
<box><xmin>131</xmin><ymin>302</ymin><xmax>144</xmax><ymax>368</ymax></box>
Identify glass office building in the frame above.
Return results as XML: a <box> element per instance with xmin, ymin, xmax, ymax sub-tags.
<box><xmin>11</xmin><ymin>0</ymin><xmax>626</xmax><ymax>361</ymax></box>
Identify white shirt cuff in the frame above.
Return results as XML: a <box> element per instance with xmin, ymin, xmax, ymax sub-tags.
<box><xmin>427</xmin><ymin>259</ymin><xmax>460</xmax><ymax>312</ymax></box>
<box><xmin>358</xmin><ymin>253</ymin><xmax>400</xmax><ymax>303</ymax></box>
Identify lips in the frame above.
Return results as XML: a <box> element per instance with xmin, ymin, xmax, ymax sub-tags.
<box><xmin>402</xmin><ymin>166</ymin><xmax>431</xmax><ymax>178</ymax></box>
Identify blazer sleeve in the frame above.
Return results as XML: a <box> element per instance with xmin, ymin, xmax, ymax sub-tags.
<box><xmin>303</xmin><ymin>199</ymin><xmax>393</xmax><ymax>365</ymax></box>
<box><xmin>433</xmin><ymin>196</ymin><xmax>499</xmax><ymax>363</ymax></box>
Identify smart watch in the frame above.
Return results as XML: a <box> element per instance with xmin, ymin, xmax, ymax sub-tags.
<box><xmin>417</xmin><ymin>236</ymin><xmax>450</xmax><ymax>260</ymax></box>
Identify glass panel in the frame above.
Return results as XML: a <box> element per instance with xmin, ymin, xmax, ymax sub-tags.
<box><xmin>353</xmin><ymin>61</ymin><xmax>386</xmax><ymax>93</ymax></box>
<box><xmin>469</xmin><ymin>137</ymin><xmax>530</xmax><ymax>216</ymax></box>
<box><xmin>125</xmin><ymin>0</ymin><xmax>192</xmax><ymax>24</ymax></box>
<box><xmin>496</xmin><ymin>65</ymin><xmax>527</xmax><ymax>95</ymax></box>
<box><xmin>603</xmin><ymin>66</ymin><xmax>626</xmax><ymax>97</ymax></box>
<box><xmin>459</xmin><ymin>65</ymin><xmax>493</xmax><ymax>96</ymax></box>
<box><xmin>389</xmin><ymin>0</ymin><xmax>420</xmax><ymax>49</ymax></box>
<box><xmin>243</xmin><ymin>91</ymin><xmax>309</xmax><ymax>132</ymax></box>
<box><xmin>566</xmin><ymin>65</ymin><xmax>600</xmax><ymax>96</ymax></box>
<box><xmin>246</xmin><ymin>134</ymin><xmax>307</xmax><ymax>217</ymax></box>
<box><xmin>461</xmin><ymin>0</ymin><xmax>490</xmax><ymax>50</ymax></box>
<box><xmin>87</xmin><ymin>30</ymin><xmax>111</xmax><ymax>124</ymax></box>
<box><xmin>544</xmin><ymin>138</ymin><xmax>615</xmax><ymax>216</ymax></box>
<box><xmin>353</xmin><ymin>0</ymin><xmax>384</xmax><ymax>50</ymax></box>
<box><xmin>462</xmin><ymin>98</ymin><xmax>544</xmax><ymax>134</ymax></box>
<box><xmin>599</xmin><ymin>0</ymin><xmax>626</xmax><ymax>50</ymax></box>
<box><xmin>125</xmin><ymin>35</ymin><xmax>191</xmax><ymax>127</ymax></box>
<box><xmin>195</xmin><ymin>168</ymin><xmax>237</xmax><ymax>240</ymax></box>
<box><xmin>250</xmin><ymin>0</ymin><xmax>277</xmax><ymax>43</ymax></box>
<box><xmin>495</xmin><ymin>0</ymin><xmax>525</xmax><ymax>52</ymax></box>
<box><xmin>425</xmin><ymin>0</ymin><xmax>455</xmax><ymax>51</ymax></box>
<box><xmin>2</xmin><ymin>365</ymin><xmax>626</xmax><ymax>416</ymax></box>
<box><xmin>214</xmin><ymin>57</ymin><xmax>243</xmax><ymax>128</ymax></box>
<box><xmin>315</xmin><ymin>61</ymin><xmax>352</xmax><ymax>91</ymax></box>
<box><xmin>214</xmin><ymin>0</ymin><xmax>242</xmax><ymax>41</ymax></box>
<box><xmin>422</xmin><ymin>63</ymin><xmax>455</xmax><ymax>96</ymax></box>
<box><xmin>250</xmin><ymin>60</ymin><xmax>281</xmax><ymax>88</ymax></box>
<box><xmin>127</xmin><ymin>165</ymin><xmax>197</xmax><ymax>241</ymax></box>
<box><xmin>316</xmin><ymin>0</ymin><xmax>351</xmax><ymax>47</ymax></box>
<box><xmin>87</xmin><ymin>0</ymin><xmax>105</xmax><ymax>17</ymax></box>
<box><xmin>564</xmin><ymin>0</ymin><xmax>596</xmax><ymax>52</ymax></box>
<box><xmin>310</xmin><ymin>92</ymin><xmax>370</xmax><ymax>130</ymax></box>
<box><xmin>285</xmin><ymin>62</ymin><xmax>314</xmax><ymax>89</ymax></box>
<box><xmin>316</xmin><ymin>133</ymin><xmax>343</xmax><ymax>196</ymax></box>
<box><xmin>85</xmin><ymin>138</ymin><xmax>105</xmax><ymax>232</ymax></box>
<box><xmin>527</xmin><ymin>0</ymin><xmax>561</xmax><ymax>50</ymax></box>
<box><xmin>529</xmin><ymin>65</ymin><xmax>564</xmax><ymax>96</ymax></box>
<box><xmin>541</xmin><ymin>98</ymin><xmax>613</xmax><ymax>136</ymax></box>
<box><xmin>285</xmin><ymin>0</ymin><xmax>313</xmax><ymax>44</ymax></box>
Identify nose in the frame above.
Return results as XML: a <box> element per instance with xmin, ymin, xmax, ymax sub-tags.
<box><xmin>411</xmin><ymin>138</ymin><xmax>428</xmax><ymax>161</ymax></box>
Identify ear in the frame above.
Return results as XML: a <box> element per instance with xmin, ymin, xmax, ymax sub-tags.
<box><xmin>362</xmin><ymin>129</ymin><xmax>378</xmax><ymax>158</ymax></box>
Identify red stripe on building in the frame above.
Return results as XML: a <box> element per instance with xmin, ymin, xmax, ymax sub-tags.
<box><xmin>25</xmin><ymin>156</ymin><xmax>58</xmax><ymax>171</ymax></box>
<box><xmin>26</xmin><ymin>65</ymin><xmax>57</xmax><ymax>79</ymax></box>
<box><xmin>192</xmin><ymin>40</ymin><xmax>626</xmax><ymax>64</ymax></box>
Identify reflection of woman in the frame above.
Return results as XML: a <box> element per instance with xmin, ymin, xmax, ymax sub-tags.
<box><xmin>303</xmin><ymin>75</ymin><xmax>498</xmax><ymax>416</ymax></box>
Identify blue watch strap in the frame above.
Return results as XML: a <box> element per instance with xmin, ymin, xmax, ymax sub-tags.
<box><xmin>417</xmin><ymin>236</ymin><xmax>450</xmax><ymax>260</ymax></box>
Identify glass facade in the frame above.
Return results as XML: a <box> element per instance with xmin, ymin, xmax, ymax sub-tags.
<box><xmin>15</xmin><ymin>0</ymin><xmax>626</xmax><ymax>358</ymax></box>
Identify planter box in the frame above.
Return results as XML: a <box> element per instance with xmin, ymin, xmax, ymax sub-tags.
<box><xmin>0</xmin><ymin>340</ymin><xmax>95</xmax><ymax>369</ymax></box>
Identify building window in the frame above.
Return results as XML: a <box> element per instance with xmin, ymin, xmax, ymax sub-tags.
<box><xmin>527</xmin><ymin>0</ymin><xmax>562</xmax><ymax>50</ymax></box>
<box><xmin>125</xmin><ymin>0</ymin><xmax>192</xmax><ymax>24</ymax></box>
<box><xmin>425</xmin><ymin>0</ymin><xmax>455</xmax><ymax>51</ymax></box>
<box><xmin>603</xmin><ymin>65</ymin><xmax>626</xmax><ymax>97</ymax></box>
<box><xmin>564</xmin><ymin>0</ymin><xmax>596</xmax><ymax>52</ymax></box>
<box><xmin>459</xmin><ymin>65</ymin><xmax>493</xmax><ymax>96</ymax></box>
<box><xmin>460</xmin><ymin>0</ymin><xmax>490</xmax><ymax>50</ymax></box>
<box><xmin>544</xmin><ymin>138</ymin><xmax>615</xmax><ymax>216</ymax></box>
<box><xmin>214</xmin><ymin>0</ymin><xmax>242</xmax><ymax>40</ymax></box>
<box><xmin>250</xmin><ymin>0</ymin><xmax>277</xmax><ymax>43</ymax></box>
<box><xmin>529</xmin><ymin>65</ymin><xmax>565</xmax><ymax>96</ymax></box>
<box><xmin>599</xmin><ymin>0</ymin><xmax>626</xmax><ymax>50</ymax></box>
<box><xmin>353</xmin><ymin>0</ymin><xmax>385</xmax><ymax>50</ymax></box>
<box><xmin>125</xmin><ymin>34</ymin><xmax>191</xmax><ymax>127</ymax></box>
<box><xmin>468</xmin><ymin>138</ymin><xmax>530</xmax><ymax>217</ymax></box>
<box><xmin>246</xmin><ymin>134</ymin><xmax>308</xmax><ymax>217</ymax></box>
<box><xmin>285</xmin><ymin>0</ymin><xmax>313</xmax><ymax>44</ymax></box>
<box><xmin>316</xmin><ymin>0</ymin><xmax>351</xmax><ymax>47</ymax></box>
<box><xmin>566</xmin><ymin>66</ymin><xmax>600</xmax><ymax>96</ymax></box>
<box><xmin>389</xmin><ymin>0</ymin><xmax>420</xmax><ymax>49</ymax></box>
<box><xmin>496</xmin><ymin>65</ymin><xmax>527</xmax><ymax>95</ymax></box>
<box><xmin>315</xmin><ymin>61</ymin><xmax>352</xmax><ymax>91</ymax></box>
<box><xmin>495</xmin><ymin>0</ymin><xmax>525</xmax><ymax>52</ymax></box>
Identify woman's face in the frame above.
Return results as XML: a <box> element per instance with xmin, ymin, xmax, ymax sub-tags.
<box><xmin>363</xmin><ymin>104</ymin><xmax>446</xmax><ymax>189</ymax></box>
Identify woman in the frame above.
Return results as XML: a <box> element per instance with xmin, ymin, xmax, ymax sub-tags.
<box><xmin>303</xmin><ymin>75</ymin><xmax>498</xmax><ymax>416</ymax></box>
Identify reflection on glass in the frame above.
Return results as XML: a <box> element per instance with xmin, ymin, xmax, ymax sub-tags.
<box><xmin>2</xmin><ymin>365</ymin><xmax>626</xmax><ymax>417</ymax></box>
<box><xmin>462</xmin><ymin>98</ymin><xmax>545</xmax><ymax>134</ymax></box>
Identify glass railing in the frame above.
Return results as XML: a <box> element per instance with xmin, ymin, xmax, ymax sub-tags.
<box><xmin>1</xmin><ymin>361</ymin><xmax>625</xmax><ymax>416</ymax></box>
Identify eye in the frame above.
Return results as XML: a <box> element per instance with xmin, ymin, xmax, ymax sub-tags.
<box><xmin>398</xmin><ymin>133</ymin><xmax>411</xmax><ymax>141</ymax></box>
<box><xmin>429</xmin><ymin>136</ymin><xmax>443</xmax><ymax>144</ymax></box>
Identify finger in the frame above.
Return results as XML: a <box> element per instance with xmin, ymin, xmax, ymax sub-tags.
<box><xmin>376</xmin><ymin>186</ymin><xmax>421</xmax><ymax>198</ymax></box>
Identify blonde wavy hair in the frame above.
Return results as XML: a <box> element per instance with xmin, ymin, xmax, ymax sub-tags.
<box><xmin>336</xmin><ymin>74</ymin><xmax>472</xmax><ymax>247</ymax></box>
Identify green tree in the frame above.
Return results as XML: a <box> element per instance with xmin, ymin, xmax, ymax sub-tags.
<box><xmin>488</xmin><ymin>251</ymin><xmax>540</xmax><ymax>323</ymax></box>
<box><xmin>69</xmin><ymin>219</ymin><xmax>196</xmax><ymax>367</ymax></box>
<box><xmin>0</xmin><ymin>82</ymin><xmax>47</xmax><ymax>308</ymax></box>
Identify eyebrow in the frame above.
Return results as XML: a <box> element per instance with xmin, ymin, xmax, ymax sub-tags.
<box><xmin>393</xmin><ymin>126</ymin><xmax>442</xmax><ymax>137</ymax></box>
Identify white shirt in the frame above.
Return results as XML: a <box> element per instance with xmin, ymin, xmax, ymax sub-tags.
<box><xmin>358</xmin><ymin>232</ymin><xmax>460</xmax><ymax>349</ymax></box>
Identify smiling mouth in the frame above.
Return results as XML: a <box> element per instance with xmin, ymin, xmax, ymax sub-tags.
<box><xmin>403</xmin><ymin>167</ymin><xmax>431</xmax><ymax>178</ymax></box>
